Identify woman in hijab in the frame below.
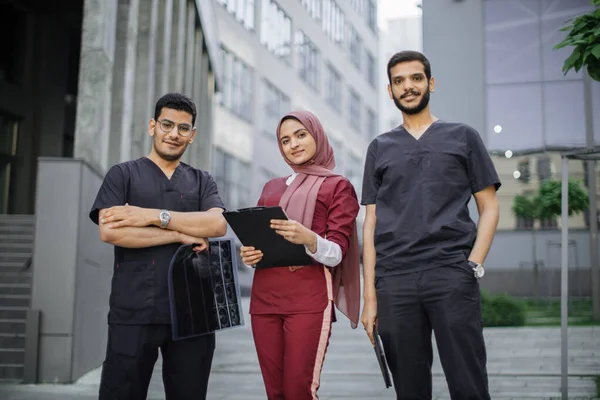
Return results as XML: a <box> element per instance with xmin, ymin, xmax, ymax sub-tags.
<box><xmin>240</xmin><ymin>110</ymin><xmax>361</xmax><ymax>399</ymax></box>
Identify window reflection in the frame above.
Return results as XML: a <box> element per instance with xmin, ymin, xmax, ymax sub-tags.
<box><xmin>261</xmin><ymin>0</ymin><xmax>292</xmax><ymax>63</ymax></box>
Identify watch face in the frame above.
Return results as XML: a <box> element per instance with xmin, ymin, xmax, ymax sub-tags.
<box><xmin>474</xmin><ymin>265</ymin><xmax>485</xmax><ymax>278</ymax></box>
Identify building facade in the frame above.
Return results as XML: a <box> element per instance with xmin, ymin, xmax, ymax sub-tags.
<box><xmin>0</xmin><ymin>0</ymin><xmax>221</xmax><ymax>383</ymax></box>
<box><xmin>422</xmin><ymin>0</ymin><xmax>600</xmax><ymax>231</ymax></box>
<box><xmin>378</xmin><ymin>15</ymin><xmax>422</xmax><ymax>134</ymax></box>
<box><xmin>211</xmin><ymin>0</ymin><xmax>380</xmax><ymax>235</ymax></box>
<box><xmin>421</xmin><ymin>0</ymin><xmax>600</xmax><ymax>297</ymax></box>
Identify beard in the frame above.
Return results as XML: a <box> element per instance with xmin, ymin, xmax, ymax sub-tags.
<box><xmin>152</xmin><ymin>133</ymin><xmax>188</xmax><ymax>162</ymax></box>
<box><xmin>393</xmin><ymin>86</ymin><xmax>431</xmax><ymax>115</ymax></box>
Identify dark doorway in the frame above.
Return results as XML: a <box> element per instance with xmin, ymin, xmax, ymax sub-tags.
<box><xmin>0</xmin><ymin>0</ymin><xmax>83</xmax><ymax>214</ymax></box>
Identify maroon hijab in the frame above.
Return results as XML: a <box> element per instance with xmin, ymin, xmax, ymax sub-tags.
<box><xmin>276</xmin><ymin>110</ymin><xmax>361</xmax><ymax>329</ymax></box>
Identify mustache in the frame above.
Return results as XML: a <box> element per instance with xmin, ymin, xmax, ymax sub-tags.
<box><xmin>401</xmin><ymin>90</ymin><xmax>420</xmax><ymax>99</ymax></box>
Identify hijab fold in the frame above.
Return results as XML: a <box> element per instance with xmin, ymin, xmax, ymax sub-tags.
<box><xmin>276</xmin><ymin>110</ymin><xmax>361</xmax><ymax>329</ymax></box>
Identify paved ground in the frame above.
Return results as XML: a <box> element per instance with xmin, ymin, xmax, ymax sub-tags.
<box><xmin>0</xmin><ymin>297</ymin><xmax>598</xmax><ymax>400</ymax></box>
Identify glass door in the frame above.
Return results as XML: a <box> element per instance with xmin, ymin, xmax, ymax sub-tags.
<box><xmin>0</xmin><ymin>114</ymin><xmax>18</xmax><ymax>214</ymax></box>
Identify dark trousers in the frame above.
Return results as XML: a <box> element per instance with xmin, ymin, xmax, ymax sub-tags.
<box><xmin>376</xmin><ymin>264</ymin><xmax>490</xmax><ymax>400</ymax></box>
<box><xmin>98</xmin><ymin>324</ymin><xmax>215</xmax><ymax>400</ymax></box>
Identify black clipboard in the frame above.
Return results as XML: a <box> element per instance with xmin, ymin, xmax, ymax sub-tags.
<box><xmin>373</xmin><ymin>326</ymin><xmax>393</xmax><ymax>388</ymax></box>
<box><xmin>223</xmin><ymin>206</ymin><xmax>314</xmax><ymax>269</ymax></box>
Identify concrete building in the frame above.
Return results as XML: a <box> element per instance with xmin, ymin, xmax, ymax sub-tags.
<box><xmin>0</xmin><ymin>0</ymin><xmax>221</xmax><ymax>383</ymax></box>
<box><xmin>421</xmin><ymin>0</ymin><xmax>600</xmax><ymax>296</ymax></box>
<box><xmin>210</xmin><ymin>0</ymin><xmax>380</xmax><ymax>236</ymax></box>
<box><xmin>422</xmin><ymin>0</ymin><xmax>600</xmax><ymax>230</ymax></box>
<box><xmin>378</xmin><ymin>15</ymin><xmax>422</xmax><ymax>134</ymax></box>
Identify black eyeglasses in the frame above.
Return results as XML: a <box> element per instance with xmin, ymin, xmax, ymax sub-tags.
<box><xmin>156</xmin><ymin>119</ymin><xmax>194</xmax><ymax>137</ymax></box>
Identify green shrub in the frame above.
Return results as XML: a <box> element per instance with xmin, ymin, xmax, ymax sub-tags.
<box><xmin>481</xmin><ymin>290</ymin><xmax>527</xmax><ymax>327</ymax></box>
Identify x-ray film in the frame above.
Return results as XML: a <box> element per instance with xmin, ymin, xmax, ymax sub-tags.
<box><xmin>168</xmin><ymin>238</ymin><xmax>244</xmax><ymax>340</ymax></box>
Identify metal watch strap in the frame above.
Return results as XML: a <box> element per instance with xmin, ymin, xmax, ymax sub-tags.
<box><xmin>468</xmin><ymin>260</ymin><xmax>484</xmax><ymax>279</ymax></box>
<box><xmin>159</xmin><ymin>209</ymin><xmax>170</xmax><ymax>229</ymax></box>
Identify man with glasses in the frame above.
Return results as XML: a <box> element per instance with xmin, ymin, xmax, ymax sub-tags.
<box><xmin>89</xmin><ymin>93</ymin><xmax>227</xmax><ymax>399</ymax></box>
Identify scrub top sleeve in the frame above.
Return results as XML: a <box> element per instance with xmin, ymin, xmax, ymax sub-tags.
<box><xmin>199</xmin><ymin>172</ymin><xmax>226</xmax><ymax>211</ymax></box>
<box><xmin>89</xmin><ymin>165</ymin><xmax>127</xmax><ymax>225</ymax></box>
<box><xmin>325</xmin><ymin>178</ymin><xmax>360</xmax><ymax>258</ymax></box>
<box><xmin>360</xmin><ymin>140</ymin><xmax>380</xmax><ymax>205</ymax></box>
<box><xmin>466</xmin><ymin>127</ymin><xmax>502</xmax><ymax>194</ymax></box>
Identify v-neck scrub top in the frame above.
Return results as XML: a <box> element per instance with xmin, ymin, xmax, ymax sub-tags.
<box><xmin>360</xmin><ymin>120</ymin><xmax>501</xmax><ymax>277</ymax></box>
<box><xmin>90</xmin><ymin>157</ymin><xmax>225</xmax><ymax>325</ymax></box>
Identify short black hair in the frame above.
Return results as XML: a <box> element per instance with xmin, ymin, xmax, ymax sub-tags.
<box><xmin>154</xmin><ymin>93</ymin><xmax>197</xmax><ymax>126</ymax></box>
<box><xmin>387</xmin><ymin>51</ymin><xmax>432</xmax><ymax>83</ymax></box>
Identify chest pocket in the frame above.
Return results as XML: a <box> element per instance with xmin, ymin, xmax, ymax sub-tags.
<box><xmin>178</xmin><ymin>193</ymin><xmax>201</xmax><ymax>212</ymax></box>
<box><xmin>422</xmin><ymin>150</ymin><xmax>466</xmax><ymax>182</ymax></box>
<box><xmin>379</xmin><ymin>148</ymin><xmax>426</xmax><ymax>190</ymax></box>
<box><xmin>124</xmin><ymin>175</ymin><xmax>166</xmax><ymax>209</ymax></box>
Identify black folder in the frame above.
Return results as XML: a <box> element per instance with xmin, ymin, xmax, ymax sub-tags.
<box><xmin>167</xmin><ymin>239</ymin><xmax>244</xmax><ymax>341</ymax></box>
<box><xmin>223</xmin><ymin>206</ymin><xmax>314</xmax><ymax>269</ymax></box>
<box><xmin>373</xmin><ymin>326</ymin><xmax>393</xmax><ymax>388</ymax></box>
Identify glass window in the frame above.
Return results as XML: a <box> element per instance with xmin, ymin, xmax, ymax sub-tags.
<box><xmin>263</xmin><ymin>79</ymin><xmax>290</xmax><ymax>134</ymax></box>
<box><xmin>261</xmin><ymin>0</ymin><xmax>292</xmax><ymax>63</ymax></box>
<box><xmin>218</xmin><ymin>46</ymin><xmax>254</xmax><ymax>122</ymax></box>
<box><xmin>365</xmin><ymin>51</ymin><xmax>376</xmax><ymax>88</ymax></box>
<box><xmin>347</xmin><ymin>24</ymin><xmax>362</xmax><ymax>70</ymax></box>
<box><xmin>366</xmin><ymin>0</ymin><xmax>377</xmax><ymax>33</ymax></box>
<box><xmin>296</xmin><ymin>31</ymin><xmax>320</xmax><ymax>91</ymax></box>
<box><xmin>366</xmin><ymin>107</ymin><xmax>377</xmax><ymax>139</ymax></box>
<box><xmin>217</xmin><ymin>0</ymin><xmax>255</xmax><ymax>30</ymax></box>
<box><xmin>325</xmin><ymin>64</ymin><xmax>342</xmax><ymax>113</ymax></box>
<box><xmin>345</xmin><ymin>154</ymin><xmax>363</xmax><ymax>194</ymax></box>
<box><xmin>322</xmin><ymin>0</ymin><xmax>345</xmax><ymax>46</ymax></box>
<box><xmin>348</xmin><ymin>88</ymin><xmax>361</xmax><ymax>132</ymax></box>
<box><xmin>537</xmin><ymin>156</ymin><xmax>552</xmax><ymax>181</ymax></box>
<box><xmin>517</xmin><ymin>159</ymin><xmax>531</xmax><ymax>184</ymax></box>
<box><xmin>213</xmin><ymin>148</ymin><xmax>252</xmax><ymax>210</ymax></box>
<box><xmin>300</xmin><ymin>0</ymin><xmax>322</xmax><ymax>21</ymax></box>
<box><xmin>350</xmin><ymin>0</ymin><xmax>363</xmax><ymax>14</ymax></box>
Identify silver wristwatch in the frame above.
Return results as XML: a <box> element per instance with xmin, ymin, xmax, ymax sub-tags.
<box><xmin>467</xmin><ymin>260</ymin><xmax>485</xmax><ymax>279</ymax></box>
<box><xmin>159</xmin><ymin>209</ymin><xmax>171</xmax><ymax>229</ymax></box>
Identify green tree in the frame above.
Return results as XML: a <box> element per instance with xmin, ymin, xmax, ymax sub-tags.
<box><xmin>512</xmin><ymin>193</ymin><xmax>542</xmax><ymax>298</ymax></box>
<box><xmin>512</xmin><ymin>194</ymin><xmax>539</xmax><ymax>222</ymax></box>
<box><xmin>512</xmin><ymin>180</ymin><xmax>588</xmax><ymax>300</ymax></box>
<box><xmin>554</xmin><ymin>0</ymin><xmax>600</xmax><ymax>81</ymax></box>
<box><xmin>537</xmin><ymin>179</ymin><xmax>589</xmax><ymax>219</ymax></box>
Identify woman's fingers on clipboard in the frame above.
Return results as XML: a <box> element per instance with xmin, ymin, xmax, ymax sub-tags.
<box><xmin>270</xmin><ymin>219</ymin><xmax>312</xmax><ymax>245</ymax></box>
<box><xmin>240</xmin><ymin>246</ymin><xmax>263</xmax><ymax>266</ymax></box>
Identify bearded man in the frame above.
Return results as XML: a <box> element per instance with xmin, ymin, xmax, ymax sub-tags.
<box><xmin>360</xmin><ymin>51</ymin><xmax>501</xmax><ymax>400</ymax></box>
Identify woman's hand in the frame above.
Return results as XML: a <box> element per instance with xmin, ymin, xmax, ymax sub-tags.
<box><xmin>270</xmin><ymin>219</ymin><xmax>317</xmax><ymax>252</ymax></box>
<box><xmin>241</xmin><ymin>246</ymin><xmax>263</xmax><ymax>267</ymax></box>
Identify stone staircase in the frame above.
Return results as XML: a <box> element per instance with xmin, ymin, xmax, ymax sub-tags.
<box><xmin>0</xmin><ymin>215</ymin><xmax>34</xmax><ymax>383</ymax></box>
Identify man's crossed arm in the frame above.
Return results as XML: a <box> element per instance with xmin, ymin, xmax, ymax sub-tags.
<box><xmin>98</xmin><ymin>205</ymin><xmax>227</xmax><ymax>250</ymax></box>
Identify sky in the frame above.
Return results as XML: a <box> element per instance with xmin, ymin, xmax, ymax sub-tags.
<box><xmin>379</xmin><ymin>0</ymin><xmax>422</xmax><ymax>28</ymax></box>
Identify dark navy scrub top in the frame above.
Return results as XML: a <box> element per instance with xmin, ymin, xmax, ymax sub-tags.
<box><xmin>361</xmin><ymin>120</ymin><xmax>501</xmax><ymax>277</ymax></box>
<box><xmin>90</xmin><ymin>157</ymin><xmax>225</xmax><ymax>325</ymax></box>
